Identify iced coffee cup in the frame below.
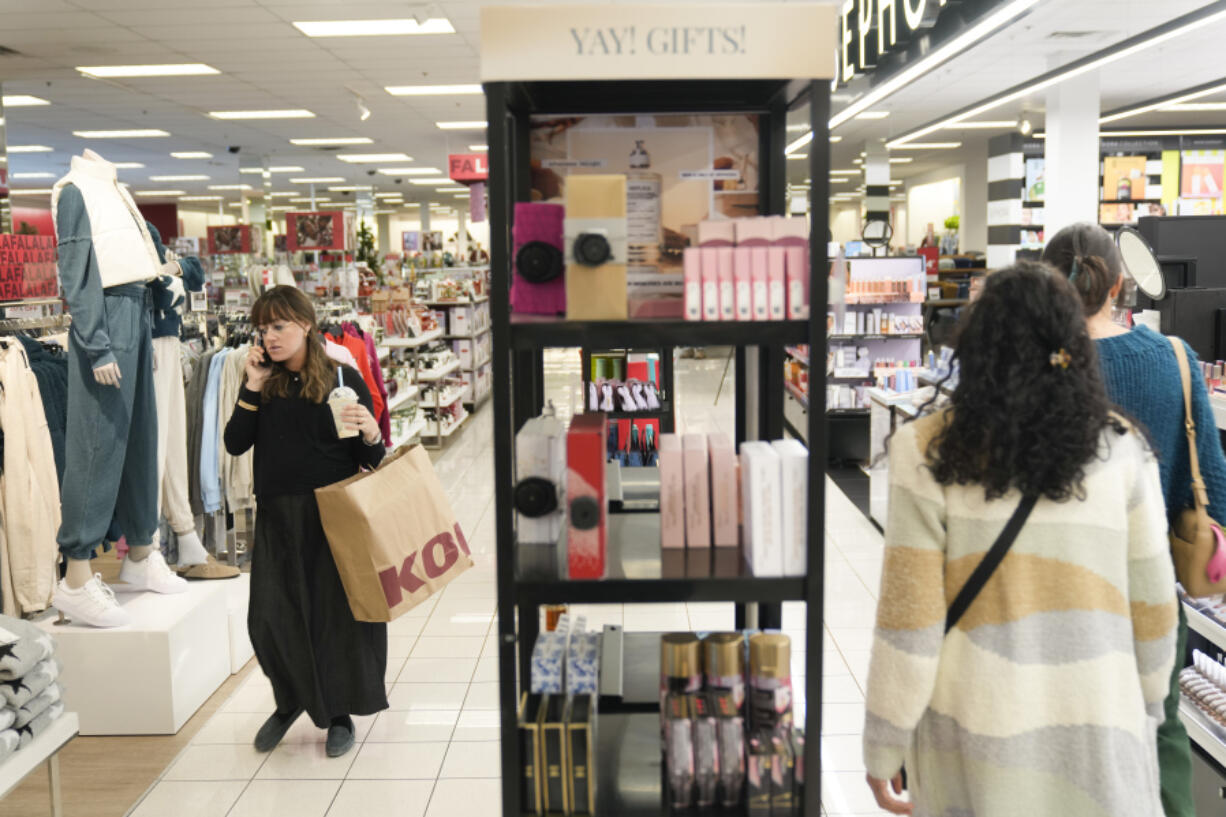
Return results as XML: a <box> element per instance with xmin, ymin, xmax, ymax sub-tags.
<box><xmin>328</xmin><ymin>386</ymin><xmax>360</xmax><ymax>438</ymax></box>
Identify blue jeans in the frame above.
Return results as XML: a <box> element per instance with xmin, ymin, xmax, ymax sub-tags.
<box><xmin>56</xmin><ymin>283</ymin><xmax>158</xmax><ymax>561</ymax></box>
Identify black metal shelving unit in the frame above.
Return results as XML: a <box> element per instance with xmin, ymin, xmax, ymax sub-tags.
<box><xmin>488</xmin><ymin>77</ymin><xmax>829</xmax><ymax>817</ymax></box>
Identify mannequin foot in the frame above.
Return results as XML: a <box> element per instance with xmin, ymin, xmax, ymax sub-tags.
<box><xmin>326</xmin><ymin>716</ymin><xmax>355</xmax><ymax>758</ymax></box>
<box><xmin>119</xmin><ymin>550</ymin><xmax>188</xmax><ymax>594</ymax></box>
<box><xmin>254</xmin><ymin>708</ymin><xmax>303</xmax><ymax>752</ymax></box>
<box><xmin>64</xmin><ymin>558</ymin><xmax>94</xmax><ymax>590</ymax></box>
<box><xmin>174</xmin><ymin>530</ymin><xmax>209</xmax><ymax>568</ymax></box>
<box><xmin>127</xmin><ymin>544</ymin><xmax>153</xmax><ymax>562</ymax></box>
<box><xmin>53</xmin><ymin>574</ymin><xmax>130</xmax><ymax>628</ymax></box>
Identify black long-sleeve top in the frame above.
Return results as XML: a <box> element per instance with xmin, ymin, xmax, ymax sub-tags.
<box><xmin>224</xmin><ymin>364</ymin><xmax>385</xmax><ymax>498</ymax></box>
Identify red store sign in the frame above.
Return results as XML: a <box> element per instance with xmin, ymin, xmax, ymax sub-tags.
<box><xmin>0</xmin><ymin>234</ymin><xmax>58</xmax><ymax>300</ymax></box>
<box><xmin>448</xmin><ymin>154</ymin><xmax>489</xmax><ymax>184</ymax></box>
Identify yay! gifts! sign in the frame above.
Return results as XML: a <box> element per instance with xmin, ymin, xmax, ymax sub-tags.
<box><xmin>0</xmin><ymin>234</ymin><xmax>58</xmax><ymax>300</ymax></box>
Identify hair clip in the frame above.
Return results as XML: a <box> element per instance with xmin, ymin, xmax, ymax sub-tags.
<box><xmin>1049</xmin><ymin>348</ymin><xmax>1072</xmax><ymax>369</ymax></box>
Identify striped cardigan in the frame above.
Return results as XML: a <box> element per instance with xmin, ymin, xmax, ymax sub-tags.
<box><xmin>863</xmin><ymin>413</ymin><xmax>1178</xmax><ymax>817</ymax></box>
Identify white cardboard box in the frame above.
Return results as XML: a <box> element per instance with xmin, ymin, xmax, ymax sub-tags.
<box><xmin>771</xmin><ymin>439</ymin><xmax>808</xmax><ymax>575</ymax></box>
<box><xmin>740</xmin><ymin>441</ymin><xmax>783</xmax><ymax>577</ymax></box>
<box><xmin>516</xmin><ymin>416</ymin><xmax>566</xmax><ymax>545</ymax></box>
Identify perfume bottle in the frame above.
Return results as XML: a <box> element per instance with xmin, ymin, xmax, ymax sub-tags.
<box><xmin>626</xmin><ymin>139</ymin><xmax>662</xmax><ymax>267</ymax></box>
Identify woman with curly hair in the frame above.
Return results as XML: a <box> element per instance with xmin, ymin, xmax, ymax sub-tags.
<box><xmin>1044</xmin><ymin>222</ymin><xmax>1226</xmax><ymax>817</ymax></box>
<box><xmin>862</xmin><ymin>263</ymin><xmax>1177</xmax><ymax>816</ymax></box>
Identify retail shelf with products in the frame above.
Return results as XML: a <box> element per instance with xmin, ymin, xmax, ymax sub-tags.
<box><xmin>487</xmin><ymin>53</ymin><xmax>830</xmax><ymax>816</ymax></box>
<box><xmin>785</xmin><ymin>381</ymin><xmax>809</xmax><ymax>409</ymax></box>
<box><xmin>1181</xmin><ymin>700</ymin><xmax>1226</xmax><ymax>769</ymax></box>
<box><xmin>385</xmin><ymin>328</ymin><xmax>444</xmax><ymax>348</ymax></box>
<box><xmin>387</xmin><ymin>418</ymin><xmax>427</xmax><ymax>451</ymax></box>
<box><xmin>444</xmin><ymin>325</ymin><xmax>491</xmax><ymax>341</ymax></box>
<box><xmin>386</xmin><ymin>385</ymin><xmax>419</xmax><ymax>414</ymax></box>
<box><xmin>425</xmin><ymin>295</ymin><xmax>490</xmax><ymax>307</ymax></box>
<box><xmin>416</xmin><ymin>358</ymin><xmax>461</xmax><ymax>382</ymax></box>
<box><xmin>1186</xmin><ymin>601</ymin><xmax>1226</xmax><ymax>653</ymax></box>
<box><xmin>375</xmin><ymin>344</ymin><xmax>390</xmax><ymax>362</ymax></box>
<box><xmin>786</xmin><ymin>346</ymin><xmax>809</xmax><ymax>366</ymax></box>
<box><xmin>423</xmin><ymin>410</ymin><xmax>468</xmax><ymax>440</ymax></box>
<box><xmin>422</xmin><ymin>384</ymin><xmax>465</xmax><ymax>409</ymax></box>
<box><xmin>828</xmin><ymin>333</ymin><xmax>924</xmax><ymax>342</ymax></box>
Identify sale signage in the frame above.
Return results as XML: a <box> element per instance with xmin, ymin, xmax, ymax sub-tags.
<box><xmin>0</xmin><ymin>234</ymin><xmax>58</xmax><ymax>300</ymax></box>
<box><xmin>449</xmin><ymin>154</ymin><xmax>489</xmax><ymax>183</ymax></box>
<box><xmin>207</xmin><ymin>224</ymin><xmax>252</xmax><ymax>255</ymax></box>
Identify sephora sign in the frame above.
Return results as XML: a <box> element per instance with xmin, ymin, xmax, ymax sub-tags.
<box><xmin>838</xmin><ymin>0</ymin><xmax>950</xmax><ymax>85</ymax></box>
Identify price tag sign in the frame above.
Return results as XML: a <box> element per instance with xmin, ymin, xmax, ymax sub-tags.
<box><xmin>190</xmin><ymin>291</ymin><xmax>207</xmax><ymax>312</ymax></box>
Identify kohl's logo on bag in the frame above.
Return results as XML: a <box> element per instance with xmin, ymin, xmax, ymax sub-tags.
<box><xmin>378</xmin><ymin>523</ymin><xmax>472</xmax><ymax>608</ymax></box>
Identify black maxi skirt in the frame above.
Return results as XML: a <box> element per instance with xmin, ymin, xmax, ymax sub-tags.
<box><xmin>249</xmin><ymin>493</ymin><xmax>388</xmax><ymax>728</ymax></box>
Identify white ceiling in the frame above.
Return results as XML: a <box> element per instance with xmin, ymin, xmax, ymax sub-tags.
<box><xmin>3</xmin><ymin>0</ymin><xmax>1226</xmax><ymax>213</ymax></box>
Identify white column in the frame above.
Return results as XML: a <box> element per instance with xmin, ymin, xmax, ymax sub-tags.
<box><xmin>376</xmin><ymin>213</ymin><xmax>391</xmax><ymax>255</ymax></box>
<box><xmin>1045</xmin><ymin>70</ymin><xmax>1100</xmax><ymax>238</ymax></box>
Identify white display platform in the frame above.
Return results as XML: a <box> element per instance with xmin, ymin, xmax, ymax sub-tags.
<box><xmin>0</xmin><ymin>712</ymin><xmax>78</xmax><ymax>800</ymax></box>
<box><xmin>223</xmin><ymin>573</ymin><xmax>254</xmax><ymax>674</ymax></box>
<box><xmin>36</xmin><ymin>581</ymin><xmax>231</xmax><ymax>735</ymax></box>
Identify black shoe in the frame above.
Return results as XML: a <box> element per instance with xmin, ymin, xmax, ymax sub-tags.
<box><xmin>254</xmin><ymin>709</ymin><xmax>302</xmax><ymax>753</ymax></box>
<box><xmin>326</xmin><ymin>716</ymin><xmax>355</xmax><ymax>758</ymax></box>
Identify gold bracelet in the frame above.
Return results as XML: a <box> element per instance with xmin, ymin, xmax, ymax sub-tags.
<box><xmin>237</xmin><ymin>399</ymin><xmax>259</xmax><ymax>412</ymax></box>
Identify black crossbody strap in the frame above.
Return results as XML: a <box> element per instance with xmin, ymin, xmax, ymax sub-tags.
<box><xmin>945</xmin><ymin>493</ymin><xmax>1039</xmax><ymax>634</ymax></box>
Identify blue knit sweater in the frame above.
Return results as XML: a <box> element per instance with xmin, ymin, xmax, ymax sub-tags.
<box><xmin>1097</xmin><ymin>325</ymin><xmax>1226</xmax><ymax>524</ymax></box>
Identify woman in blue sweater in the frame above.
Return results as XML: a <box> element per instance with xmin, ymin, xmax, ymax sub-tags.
<box><xmin>1044</xmin><ymin>222</ymin><xmax>1226</xmax><ymax>817</ymax></box>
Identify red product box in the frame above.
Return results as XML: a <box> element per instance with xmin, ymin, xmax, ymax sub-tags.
<box><xmin>567</xmin><ymin>413</ymin><xmax>608</xmax><ymax>579</ymax></box>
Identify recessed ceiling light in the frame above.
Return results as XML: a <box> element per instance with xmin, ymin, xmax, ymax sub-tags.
<box><xmin>410</xmin><ymin>178</ymin><xmax>452</xmax><ymax>185</ymax></box>
<box><xmin>831</xmin><ymin>135</ymin><xmax>843</xmax><ymax>143</ymax></box>
<box><xmin>11</xmin><ymin>172</ymin><xmax>54</xmax><ymax>179</ymax></box>
<box><xmin>269</xmin><ymin>205</ymin><xmax>296</xmax><ymax>211</ymax></box>
<box><xmin>293</xmin><ymin>18</ymin><xmax>455</xmax><ymax>37</ymax></box>
<box><xmin>10</xmin><ymin>189</ymin><xmax>53</xmax><ymax>195</ymax></box>
<box><xmin>208</xmin><ymin>110</ymin><xmax>314</xmax><ymax>120</ymax></box>
<box><xmin>1164</xmin><ymin>102</ymin><xmax>1226</xmax><ymax>112</ymax></box>
<box><xmin>336</xmin><ymin>153</ymin><xmax>412</xmax><ymax>163</ymax></box>
<box><xmin>268</xmin><ymin>192</ymin><xmax>298</xmax><ymax>198</ymax></box>
<box><xmin>135</xmin><ymin>190</ymin><xmax>185</xmax><ymax>196</ymax></box>
<box><xmin>171</xmin><ymin>151</ymin><xmax>212</xmax><ymax>159</ymax></box>
<box><xmin>374</xmin><ymin>192</ymin><xmax>404</xmax><ymax>198</ymax></box>
<box><xmin>239</xmin><ymin>166</ymin><xmax>305</xmax><ymax>174</ymax></box>
<box><xmin>378</xmin><ymin>167</ymin><xmax>441</xmax><ymax>176</ymax></box>
<box><xmin>290</xmin><ymin>197</ymin><xmax>332</xmax><ymax>203</ymax></box>
<box><xmin>855</xmin><ymin>111</ymin><xmax>890</xmax><ymax>120</ymax></box>
<box><xmin>289</xmin><ymin>137</ymin><xmax>373</xmax><ymax>146</ymax></box>
<box><xmin>327</xmin><ymin>185</ymin><xmax>373</xmax><ymax>191</ymax></box>
<box><xmin>208</xmin><ymin>184</ymin><xmax>253</xmax><ymax>191</ymax></box>
<box><xmin>436</xmin><ymin>121</ymin><xmax>486</xmax><ymax>130</ymax></box>
<box><xmin>786</xmin><ymin>154</ymin><xmax>807</xmax><ymax>160</ymax></box>
<box><xmin>830</xmin><ymin>178</ymin><xmax>850</xmax><ymax>184</ymax></box>
<box><xmin>180</xmin><ymin>195</ymin><xmax>223</xmax><ymax>201</ymax></box>
<box><xmin>2</xmin><ymin>95</ymin><xmax>50</xmax><ymax>107</ymax></box>
<box><xmin>228</xmin><ymin>203</ymin><xmax>243</xmax><ymax>208</ymax></box>
<box><xmin>74</xmin><ymin>129</ymin><xmax>169</xmax><ymax>138</ymax></box>
<box><xmin>889</xmin><ymin>158</ymin><xmax>914</xmax><ymax>164</ymax></box>
<box><xmin>77</xmin><ymin>64</ymin><xmax>219</xmax><ymax>78</ymax></box>
<box><xmin>785</xmin><ymin>132</ymin><xmax>813</xmax><ymax>155</ymax></box>
<box><xmin>830</xmin><ymin>170</ymin><xmax>861</xmax><ymax>176</ymax></box>
<box><xmin>1097</xmin><ymin>128</ymin><xmax>1226</xmax><ymax>137</ymax></box>
<box><xmin>112</xmin><ymin>162</ymin><xmax>145</xmax><ymax>169</ymax></box>
<box><xmin>785</xmin><ymin>123</ymin><xmax>809</xmax><ymax>132</ymax></box>
<box><xmin>150</xmin><ymin>174</ymin><xmax>209</xmax><ymax>182</ymax></box>
<box><xmin>290</xmin><ymin>177</ymin><xmax>345</xmax><ymax>184</ymax></box>
<box><xmin>385</xmin><ymin>84</ymin><xmax>481</xmax><ymax>96</ymax></box>
<box><xmin>8</xmin><ymin>145</ymin><xmax>52</xmax><ymax>153</ymax></box>
<box><xmin>468</xmin><ymin>145</ymin><xmax>488</xmax><ymax>152</ymax></box>
<box><xmin>890</xmin><ymin>142</ymin><xmax>963</xmax><ymax>150</ymax></box>
<box><xmin>941</xmin><ymin>120</ymin><xmax>1019</xmax><ymax>129</ymax></box>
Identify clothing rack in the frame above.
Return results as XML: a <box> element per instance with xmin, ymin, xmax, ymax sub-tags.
<box><xmin>0</xmin><ymin>314</ymin><xmax>72</xmax><ymax>334</ymax></box>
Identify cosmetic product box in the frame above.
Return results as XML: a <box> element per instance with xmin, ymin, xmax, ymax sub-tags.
<box><xmin>740</xmin><ymin>442</ymin><xmax>784</xmax><ymax>576</ymax></box>
<box><xmin>708</xmin><ymin>433</ymin><xmax>739</xmax><ymax>547</ymax></box>
<box><xmin>564</xmin><ymin>174</ymin><xmax>628</xmax><ymax>321</ymax></box>
<box><xmin>698</xmin><ymin>219</ymin><xmax>737</xmax><ymax>246</ymax></box>
<box><xmin>701</xmin><ymin>248</ymin><xmax>721</xmax><ymax>321</ymax></box>
<box><xmin>567</xmin><ymin>413</ymin><xmax>608</xmax><ymax>579</ymax></box>
<box><xmin>531</xmin><ymin>631</ymin><xmax>567</xmax><ymax>694</ymax></box>
<box><xmin>659</xmin><ymin>434</ymin><xmax>686</xmax><ymax>548</ymax></box>
<box><xmin>510</xmin><ymin>201</ymin><xmax>567</xmax><ymax>316</ymax></box>
<box><xmin>541</xmin><ymin>694</ymin><xmax>570</xmax><ymax>815</ymax></box>
<box><xmin>515</xmin><ymin>416</ymin><xmax>567</xmax><ymax>546</ymax></box>
<box><xmin>718</xmin><ymin>247</ymin><xmax>736</xmax><ymax>320</ymax></box>
<box><xmin>566</xmin><ymin>632</ymin><xmax>601</xmax><ymax>695</ymax></box>
<box><xmin>767</xmin><ymin>247</ymin><xmax>787</xmax><ymax>320</ymax></box>
<box><xmin>713</xmin><ymin>691</ymin><xmax>746</xmax><ymax>807</ymax></box>
<box><xmin>518</xmin><ymin>693</ymin><xmax>547</xmax><ymax>816</ymax></box>
<box><xmin>771</xmin><ymin>439</ymin><xmax>808</xmax><ymax>576</ymax></box>
<box><xmin>664</xmin><ymin>693</ymin><xmax>696</xmax><ymax>810</ymax></box>
<box><xmin>751</xmin><ymin>247</ymin><xmax>770</xmax><ymax>321</ymax></box>
<box><xmin>566</xmin><ymin>694</ymin><xmax>596</xmax><ymax>815</ymax></box>
<box><xmin>772</xmin><ymin>735</ymin><xmax>795</xmax><ymax>815</ymax></box>
<box><xmin>785</xmin><ymin>246</ymin><xmax>809</xmax><ymax>320</ymax></box>
<box><xmin>734</xmin><ymin>247</ymin><xmax>754</xmax><ymax>321</ymax></box>
<box><xmin>683</xmin><ymin>434</ymin><xmax>712</xmax><ymax>548</ymax></box>
<box><xmin>735</xmin><ymin>217</ymin><xmax>774</xmax><ymax>247</ymax></box>
<box><xmin>747</xmin><ymin>733</ymin><xmax>773</xmax><ymax>817</ymax></box>
<box><xmin>691</xmin><ymin>693</ymin><xmax>720</xmax><ymax>808</ymax></box>
<box><xmin>684</xmin><ymin>248</ymin><xmax>702</xmax><ymax>321</ymax></box>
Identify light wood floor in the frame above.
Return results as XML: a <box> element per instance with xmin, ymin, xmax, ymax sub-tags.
<box><xmin>0</xmin><ymin>557</ymin><xmax>255</xmax><ymax>817</ymax></box>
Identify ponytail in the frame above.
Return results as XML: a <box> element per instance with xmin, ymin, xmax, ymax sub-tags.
<box><xmin>1042</xmin><ymin>223</ymin><xmax>1124</xmax><ymax>316</ymax></box>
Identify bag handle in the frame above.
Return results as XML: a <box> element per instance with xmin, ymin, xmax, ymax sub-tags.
<box><xmin>945</xmin><ymin>493</ymin><xmax>1038</xmax><ymax>634</ymax></box>
<box><xmin>1168</xmin><ymin>336</ymin><xmax>1211</xmax><ymax>511</ymax></box>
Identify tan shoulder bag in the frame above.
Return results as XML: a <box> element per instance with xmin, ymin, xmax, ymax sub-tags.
<box><xmin>1168</xmin><ymin>336</ymin><xmax>1226</xmax><ymax>597</ymax></box>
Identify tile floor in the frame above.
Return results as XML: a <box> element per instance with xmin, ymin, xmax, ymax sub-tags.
<box><xmin>124</xmin><ymin>349</ymin><xmax>892</xmax><ymax>817</ymax></box>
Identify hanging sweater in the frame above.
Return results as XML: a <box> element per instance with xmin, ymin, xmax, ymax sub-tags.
<box><xmin>863</xmin><ymin>412</ymin><xmax>1177</xmax><ymax>817</ymax></box>
<box><xmin>1096</xmin><ymin>324</ymin><xmax>1226</xmax><ymax>524</ymax></box>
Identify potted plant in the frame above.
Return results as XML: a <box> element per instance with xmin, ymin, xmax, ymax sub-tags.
<box><xmin>940</xmin><ymin>215</ymin><xmax>960</xmax><ymax>255</ymax></box>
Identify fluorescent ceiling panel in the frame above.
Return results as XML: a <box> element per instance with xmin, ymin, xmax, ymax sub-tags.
<box><xmin>135</xmin><ymin>190</ymin><xmax>185</xmax><ymax>196</ymax></box>
<box><xmin>150</xmin><ymin>175</ymin><xmax>209</xmax><ymax>181</ymax></box>
<box><xmin>436</xmin><ymin>121</ymin><xmax>486</xmax><ymax>130</ymax></box>
<box><xmin>209</xmin><ymin>110</ymin><xmax>314</xmax><ymax>120</ymax></box>
<box><xmin>77</xmin><ymin>64</ymin><xmax>219</xmax><ymax>78</ymax></box>
<box><xmin>290</xmin><ymin>177</ymin><xmax>345</xmax><ymax>184</ymax></box>
<box><xmin>293</xmin><ymin>18</ymin><xmax>455</xmax><ymax>37</ymax></box>
<box><xmin>11</xmin><ymin>172</ymin><xmax>53</xmax><ymax>179</ymax></box>
<box><xmin>385</xmin><ymin>84</ymin><xmax>481</xmax><ymax>96</ymax></box>
<box><xmin>2</xmin><ymin>95</ymin><xmax>50</xmax><ymax>107</ymax></box>
<box><xmin>74</xmin><ymin>129</ymin><xmax>169</xmax><ymax>138</ymax></box>
<box><xmin>7</xmin><ymin>145</ymin><xmax>52</xmax><ymax>153</ymax></box>
<box><xmin>378</xmin><ymin>167</ymin><xmax>441</xmax><ymax>175</ymax></box>
<box><xmin>469</xmin><ymin>145</ymin><xmax>488</xmax><ymax>152</ymax></box>
<box><xmin>171</xmin><ymin>151</ymin><xmax>212</xmax><ymax>159</ymax></box>
<box><xmin>336</xmin><ymin>153</ymin><xmax>412</xmax><ymax>163</ymax></box>
<box><xmin>289</xmin><ymin>137</ymin><xmax>373</xmax><ymax>146</ymax></box>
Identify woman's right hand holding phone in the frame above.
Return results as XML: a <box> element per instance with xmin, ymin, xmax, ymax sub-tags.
<box><xmin>246</xmin><ymin>344</ymin><xmax>271</xmax><ymax>391</ymax></box>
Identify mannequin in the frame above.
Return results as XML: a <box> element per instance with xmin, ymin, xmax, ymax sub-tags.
<box><xmin>51</xmin><ymin>150</ymin><xmax>186</xmax><ymax>629</ymax></box>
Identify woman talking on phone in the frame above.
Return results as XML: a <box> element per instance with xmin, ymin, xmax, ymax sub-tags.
<box><xmin>224</xmin><ymin>285</ymin><xmax>387</xmax><ymax>759</ymax></box>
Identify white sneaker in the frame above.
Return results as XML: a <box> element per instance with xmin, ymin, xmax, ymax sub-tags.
<box><xmin>119</xmin><ymin>550</ymin><xmax>189</xmax><ymax>595</ymax></box>
<box><xmin>53</xmin><ymin>574</ymin><xmax>130</xmax><ymax>628</ymax></box>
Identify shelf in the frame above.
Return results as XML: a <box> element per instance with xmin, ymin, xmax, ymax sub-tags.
<box><xmin>386</xmin><ymin>385</ymin><xmax>419</xmax><ymax>413</ymax></box>
<box><xmin>515</xmin><ymin>512</ymin><xmax>805</xmax><ymax>604</ymax></box>
<box><xmin>416</xmin><ymin>358</ymin><xmax>461</xmax><ymax>381</ymax></box>
<box><xmin>828</xmin><ymin>334</ymin><xmax>924</xmax><ymax>341</ymax></box>
<box><xmin>1186</xmin><ymin>601</ymin><xmax>1226</xmax><ymax>653</ymax></box>
<box><xmin>599</xmin><ymin>408</ymin><xmax>673</xmax><ymax>420</ymax></box>
<box><xmin>843</xmin><ymin>300</ymin><xmax>925</xmax><ymax>307</ymax></box>
<box><xmin>829</xmin><ymin>408</ymin><xmax>870</xmax><ymax>416</ymax></box>
<box><xmin>464</xmin><ymin>389</ymin><xmax>492</xmax><ymax>409</ymax></box>
<box><xmin>1181</xmin><ymin>699</ymin><xmax>1226</xmax><ymax>769</ymax></box>
<box><xmin>423</xmin><ymin>411</ymin><xmax>469</xmax><ymax>438</ymax></box>
<box><xmin>0</xmin><ymin>712</ymin><xmax>78</xmax><ymax>799</ymax></box>
<box><xmin>425</xmin><ymin>295</ymin><xmax>489</xmax><ymax>307</ymax></box>
<box><xmin>444</xmin><ymin>325</ymin><xmax>492</xmax><ymax>340</ymax></box>
<box><xmin>387</xmin><ymin>418</ymin><xmax>427</xmax><ymax>451</ymax></box>
<box><xmin>422</xmin><ymin>385</ymin><xmax>465</xmax><ymax>409</ymax></box>
<box><xmin>785</xmin><ymin>381</ymin><xmax>809</xmax><ymax>409</ymax></box>
<box><xmin>924</xmin><ymin>299</ymin><xmax>969</xmax><ymax>308</ymax></box>
<box><xmin>785</xmin><ymin>346</ymin><xmax>809</xmax><ymax>366</ymax></box>
<box><xmin>376</xmin><ymin>344</ymin><xmax>390</xmax><ymax>361</ymax></box>
<box><xmin>467</xmin><ymin>353</ymin><xmax>491</xmax><ymax>371</ymax></box>
<box><xmin>509</xmin><ymin>316</ymin><xmax>809</xmax><ymax>349</ymax></box>
<box><xmin>385</xmin><ymin>328</ymin><xmax>444</xmax><ymax>348</ymax></box>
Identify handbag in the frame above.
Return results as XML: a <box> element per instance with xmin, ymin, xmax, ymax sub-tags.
<box><xmin>1166</xmin><ymin>336</ymin><xmax>1226</xmax><ymax>597</ymax></box>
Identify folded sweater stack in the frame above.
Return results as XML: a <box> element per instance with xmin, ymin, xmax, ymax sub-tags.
<box><xmin>0</xmin><ymin>615</ymin><xmax>63</xmax><ymax>763</ymax></box>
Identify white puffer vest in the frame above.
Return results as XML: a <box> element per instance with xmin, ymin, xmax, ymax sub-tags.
<box><xmin>51</xmin><ymin>152</ymin><xmax>161</xmax><ymax>288</ymax></box>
